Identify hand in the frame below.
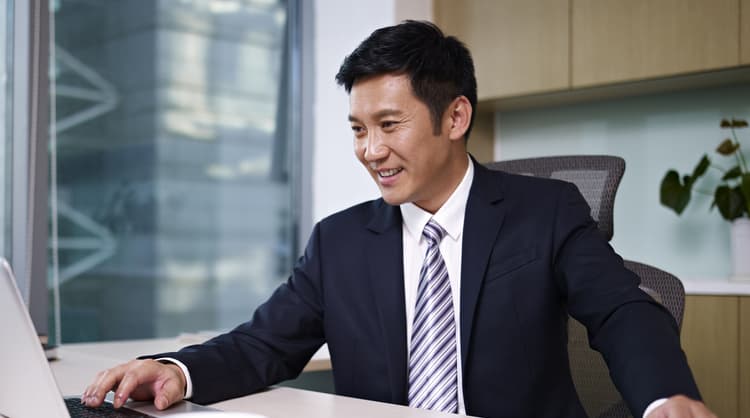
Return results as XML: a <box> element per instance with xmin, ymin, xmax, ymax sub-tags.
<box><xmin>646</xmin><ymin>395</ymin><xmax>717</xmax><ymax>418</ymax></box>
<box><xmin>82</xmin><ymin>359</ymin><xmax>187</xmax><ymax>410</ymax></box>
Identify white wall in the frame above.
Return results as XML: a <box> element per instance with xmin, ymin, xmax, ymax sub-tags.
<box><xmin>311</xmin><ymin>0</ymin><xmax>432</xmax><ymax>224</ymax></box>
<box><xmin>312</xmin><ymin>1</ymin><xmax>393</xmax><ymax>223</ymax></box>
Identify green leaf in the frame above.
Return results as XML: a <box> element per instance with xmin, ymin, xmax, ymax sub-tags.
<box><xmin>714</xmin><ymin>185</ymin><xmax>745</xmax><ymax>221</ymax></box>
<box><xmin>716</xmin><ymin>139</ymin><xmax>739</xmax><ymax>155</ymax></box>
<box><xmin>660</xmin><ymin>170</ymin><xmax>691</xmax><ymax>214</ymax></box>
<box><xmin>721</xmin><ymin>119</ymin><xmax>732</xmax><ymax>128</ymax></box>
<box><xmin>722</xmin><ymin>166</ymin><xmax>743</xmax><ymax>181</ymax></box>
<box><xmin>691</xmin><ymin>155</ymin><xmax>711</xmax><ymax>179</ymax></box>
<box><xmin>732</xmin><ymin>118</ymin><xmax>748</xmax><ymax>128</ymax></box>
<box><xmin>741</xmin><ymin>173</ymin><xmax>750</xmax><ymax>215</ymax></box>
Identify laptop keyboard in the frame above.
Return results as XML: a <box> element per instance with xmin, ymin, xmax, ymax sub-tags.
<box><xmin>65</xmin><ymin>398</ymin><xmax>156</xmax><ymax>418</ymax></box>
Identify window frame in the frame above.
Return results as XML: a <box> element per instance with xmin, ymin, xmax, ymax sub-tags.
<box><xmin>10</xmin><ymin>0</ymin><xmax>50</xmax><ymax>336</ymax></box>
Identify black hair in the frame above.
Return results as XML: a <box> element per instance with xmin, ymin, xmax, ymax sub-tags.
<box><xmin>335</xmin><ymin>20</ymin><xmax>477</xmax><ymax>140</ymax></box>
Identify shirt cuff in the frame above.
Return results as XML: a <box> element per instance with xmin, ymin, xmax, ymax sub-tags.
<box><xmin>643</xmin><ymin>398</ymin><xmax>668</xmax><ymax>418</ymax></box>
<box><xmin>156</xmin><ymin>357</ymin><xmax>194</xmax><ymax>399</ymax></box>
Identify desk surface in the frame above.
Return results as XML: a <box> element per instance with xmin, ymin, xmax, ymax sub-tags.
<box><xmin>54</xmin><ymin>337</ymin><xmax>332</xmax><ymax>372</ymax></box>
<box><xmin>51</xmin><ymin>340</ymin><xmax>467</xmax><ymax>418</ymax></box>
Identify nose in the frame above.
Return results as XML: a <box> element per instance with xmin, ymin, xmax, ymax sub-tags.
<box><xmin>363</xmin><ymin>131</ymin><xmax>388</xmax><ymax>162</ymax></box>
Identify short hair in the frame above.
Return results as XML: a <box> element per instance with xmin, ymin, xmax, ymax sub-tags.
<box><xmin>335</xmin><ymin>20</ymin><xmax>478</xmax><ymax>140</ymax></box>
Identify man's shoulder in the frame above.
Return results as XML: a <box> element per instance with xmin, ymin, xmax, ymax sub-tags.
<box><xmin>316</xmin><ymin>198</ymin><xmax>394</xmax><ymax>230</ymax></box>
<box><xmin>478</xmin><ymin>163</ymin><xmax>575</xmax><ymax>196</ymax></box>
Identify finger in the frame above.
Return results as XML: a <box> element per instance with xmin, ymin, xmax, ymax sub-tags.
<box><xmin>84</xmin><ymin>370</ymin><xmax>112</xmax><ymax>406</ymax></box>
<box><xmin>112</xmin><ymin>360</ymin><xmax>185</xmax><ymax>410</ymax></box>
<box><xmin>153</xmin><ymin>383</ymin><xmax>181</xmax><ymax>410</ymax></box>
<box><xmin>82</xmin><ymin>369</ymin><xmax>106</xmax><ymax>401</ymax></box>
<box><xmin>84</xmin><ymin>366</ymin><xmax>126</xmax><ymax>407</ymax></box>
<box><xmin>112</xmin><ymin>360</ymin><xmax>160</xmax><ymax>408</ymax></box>
<box><xmin>112</xmin><ymin>370</ymin><xmax>139</xmax><ymax>409</ymax></box>
<box><xmin>153</xmin><ymin>364</ymin><xmax>186</xmax><ymax>410</ymax></box>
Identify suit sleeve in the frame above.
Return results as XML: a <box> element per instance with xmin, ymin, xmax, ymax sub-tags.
<box><xmin>552</xmin><ymin>182</ymin><xmax>700</xmax><ymax>417</ymax></box>
<box><xmin>143</xmin><ymin>223</ymin><xmax>327</xmax><ymax>405</ymax></box>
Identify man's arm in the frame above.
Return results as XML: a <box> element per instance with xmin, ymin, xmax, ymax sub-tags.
<box><xmin>552</xmin><ymin>182</ymin><xmax>708</xmax><ymax>417</ymax></box>
<box><xmin>82</xmin><ymin>222</ymin><xmax>328</xmax><ymax>407</ymax></box>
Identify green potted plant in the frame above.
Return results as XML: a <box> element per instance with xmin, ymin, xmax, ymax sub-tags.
<box><xmin>659</xmin><ymin>117</ymin><xmax>750</xmax><ymax>279</ymax></box>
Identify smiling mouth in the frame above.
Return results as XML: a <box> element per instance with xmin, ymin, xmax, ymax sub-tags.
<box><xmin>378</xmin><ymin>168</ymin><xmax>403</xmax><ymax>178</ymax></box>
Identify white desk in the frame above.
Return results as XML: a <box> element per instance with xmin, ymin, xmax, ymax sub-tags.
<box><xmin>51</xmin><ymin>340</ymin><xmax>469</xmax><ymax>418</ymax></box>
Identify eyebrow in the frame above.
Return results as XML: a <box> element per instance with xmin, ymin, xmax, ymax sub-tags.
<box><xmin>348</xmin><ymin>108</ymin><xmax>404</xmax><ymax>123</ymax></box>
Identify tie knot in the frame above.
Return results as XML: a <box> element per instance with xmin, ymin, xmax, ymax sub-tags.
<box><xmin>423</xmin><ymin>219</ymin><xmax>446</xmax><ymax>246</ymax></box>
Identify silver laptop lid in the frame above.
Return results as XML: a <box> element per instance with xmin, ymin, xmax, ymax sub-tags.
<box><xmin>0</xmin><ymin>259</ymin><xmax>223</xmax><ymax>417</ymax></box>
<box><xmin>0</xmin><ymin>258</ymin><xmax>70</xmax><ymax>417</ymax></box>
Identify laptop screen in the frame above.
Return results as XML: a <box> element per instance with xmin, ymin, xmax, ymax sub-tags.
<box><xmin>0</xmin><ymin>258</ymin><xmax>71</xmax><ymax>417</ymax></box>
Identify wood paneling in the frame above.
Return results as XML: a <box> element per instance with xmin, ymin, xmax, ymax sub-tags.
<box><xmin>572</xmin><ymin>0</ymin><xmax>739</xmax><ymax>87</ymax></box>
<box><xmin>742</xmin><ymin>0</ymin><xmax>750</xmax><ymax>64</ymax></box>
<box><xmin>681</xmin><ymin>295</ymin><xmax>739</xmax><ymax>418</ymax></box>
<box><xmin>434</xmin><ymin>0</ymin><xmax>569</xmax><ymax>100</ymax></box>
<box><xmin>466</xmin><ymin>110</ymin><xmax>494</xmax><ymax>163</ymax></box>
<box><xmin>740</xmin><ymin>297</ymin><xmax>750</xmax><ymax>418</ymax></box>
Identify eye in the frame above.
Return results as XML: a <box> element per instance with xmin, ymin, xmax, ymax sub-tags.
<box><xmin>381</xmin><ymin>121</ymin><xmax>397</xmax><ymax>130</ymax></box>
<box><xmin>351</xmin><ymin>125</ymin><xmax>366</xmax><ymax>137</ymax></box>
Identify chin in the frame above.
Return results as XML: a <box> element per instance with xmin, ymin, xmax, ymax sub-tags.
<box><xmin>379</xmin><ymin>192</ymin><xmax>408</xmax><ymax>207</ymax></box>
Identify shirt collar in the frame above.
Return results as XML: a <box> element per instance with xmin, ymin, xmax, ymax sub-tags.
<box><xmin>401</xmin><ymin>155</ymin><xmax>474</xmax><ymax>242</ymax></box>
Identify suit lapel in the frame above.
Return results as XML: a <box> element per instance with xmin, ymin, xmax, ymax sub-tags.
<box><xmin>365</xmin><ymin>201</ymin><xmax>408</xmax><ymax>405</ymax></box>
<box><xmin>460</xmin><ymin>162</ymin><xmax>506</xmax><ymax>370</ymax></box>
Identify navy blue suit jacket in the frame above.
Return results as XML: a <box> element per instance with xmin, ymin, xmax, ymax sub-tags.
<box><xmin>155</xmin><ymin>162</ymin><xmax>699</xmax><ymax>417</ymax></box>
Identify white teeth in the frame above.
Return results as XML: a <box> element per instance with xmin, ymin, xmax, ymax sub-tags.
<box><xmin>378</xmin><ymin>168</ymin><xmax>402</xmax><ymax>177</ymax></box>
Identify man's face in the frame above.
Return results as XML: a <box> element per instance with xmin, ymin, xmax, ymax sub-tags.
<box><xmin>348</xmin><ymin>73</ymin><xmax>467</xmax><ymax>213</ymax></box>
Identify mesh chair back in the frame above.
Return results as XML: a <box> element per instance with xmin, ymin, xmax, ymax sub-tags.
<box><xmin>486</xmin><ymin>155</ymin><xmax>625</xmax><ymax>241</ymax></box>
<box><xmin>624</xmin><ymin>260</ymin><xmax>686</xmax><ymax>327</ymax></box>
<box><xmin>567</xmin><ymin>261</ymin><xmax>686</xmax><ymax>418</ymax></box>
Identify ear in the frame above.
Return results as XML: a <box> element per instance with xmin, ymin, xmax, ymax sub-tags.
<box><xmin>445</xmin><ymin>96</ymin><xmax>472</xmax><ymax>142</ymax></box>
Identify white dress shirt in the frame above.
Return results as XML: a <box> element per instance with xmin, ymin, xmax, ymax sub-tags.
<box><xmin>400</xmin><ymin>154</ymin><xmax>474</xmax><ymax>414</ymax></box>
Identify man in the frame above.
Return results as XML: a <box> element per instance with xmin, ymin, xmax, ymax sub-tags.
<box><xmin>83</xmin><ymin>21</ymin><xmax>716</xmax><ymax>418</ymax></box>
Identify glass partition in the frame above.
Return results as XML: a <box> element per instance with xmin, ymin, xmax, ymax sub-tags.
<box><xmin>49</xmin><ymin>0</ymin><xmax>299</xmax><ymax>343</ymax></box>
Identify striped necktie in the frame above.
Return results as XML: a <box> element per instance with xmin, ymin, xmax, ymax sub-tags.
<box><xmin>408</xmin><ymin>219</ymin><xmax>458</xmax><ymax>413</ymax></box>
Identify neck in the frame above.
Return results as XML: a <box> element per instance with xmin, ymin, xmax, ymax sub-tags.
<box><xmin>415</xmin><ymin>153</ymin><xmax>470</xmax><ymax>214</ymax></box>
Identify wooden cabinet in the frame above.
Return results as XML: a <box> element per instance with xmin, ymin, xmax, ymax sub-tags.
<box><xmin>572</xmin><ymin>0</ymin><xmax>739</xmax><ymax>87</ymax></box>
<box><xmin>740</xmin><ymin>298</ymin><xmax>750</xmax><ymax>418</ymax></box>
<box><xmin>743</xmin><ymin>0</ymin><xmax>750</xmax><ymax>64</ymax></box>
<box><xmin>681</xmin><ymin>296</ymin><xmax>739</xmax><ymax>418</ymax></box>
<box><xmin>434</xmin><ymin>0</ymin><xmax>569</xmax><ymax>100</ymax></box>
<box><xmin>435</xmin><ymin>0</ymin><xmax>745</xmax><ymax>101</ymax></box>
<box><xmin>681</xmin><ymin>295</ymin><xmax>750</xmax><ymax>418</ymax></box>
<box><xmin>466</xmin><ymin>110</ymin><xmax>495</xmax><ymax>163</ymax></box>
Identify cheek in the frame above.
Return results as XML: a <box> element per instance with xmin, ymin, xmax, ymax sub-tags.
<box><xmin>353</xmin><ymin>140</ymin><xmax>364</xmax><ymax>159</ymax></box>
<box><xmin>353</xmin><ymin>140</ymin><xmax>369</xmax><ymax>167</ymax></box>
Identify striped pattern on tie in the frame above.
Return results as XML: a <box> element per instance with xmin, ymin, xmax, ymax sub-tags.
<box><xmin>408</xmin><ymin>219</ymin><xmax>458</xmax><ymax>413</ymax></box>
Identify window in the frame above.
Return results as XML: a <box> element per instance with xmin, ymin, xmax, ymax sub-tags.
<box><xmin>49</xmin><ymin>0</ymin><xmax>300</xmax><ymax>343</ymax></box>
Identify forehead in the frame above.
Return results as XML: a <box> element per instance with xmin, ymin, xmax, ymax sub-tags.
<box><xmin>348</xmin><ymin>73</ymin><xmax>419</xmax><ymax>117</ymax></box>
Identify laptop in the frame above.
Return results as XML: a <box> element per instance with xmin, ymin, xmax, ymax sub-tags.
<box><xmin>0</xmin><ymin>258</ymin><xmax>219</xmax><ymax>417</ymax></box>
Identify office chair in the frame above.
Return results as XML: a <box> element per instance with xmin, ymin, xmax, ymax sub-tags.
<box><xmin>485</xmin><ymin>155</ymin><xmax>625</xmax><ymax>241</ymax></box>
<box><xmin>566</xmin><ymin>260</ymin><xmax>686</xmax><ymax>418</ymax></box>
<box><xmin>486</xmin><ymin>156</ymin><xmax>685</xmax><ymax>418</ymax></box>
